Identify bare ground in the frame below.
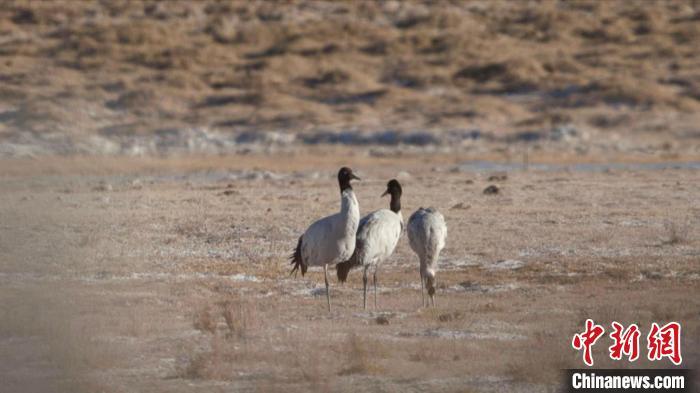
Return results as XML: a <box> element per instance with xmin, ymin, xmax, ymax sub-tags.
<box><xmin>1</xmin><ymin>151</ymin><xmax>698</xmax><ymax>392</ymax></box>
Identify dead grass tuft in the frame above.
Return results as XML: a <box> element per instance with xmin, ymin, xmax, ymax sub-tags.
<box><xmin>662</xmin><ymin>220</ymin><xmax>689</xmax><ymax>245</ymax></box>
<box><xmin>176</xmin><ymin>336</ymin><xmax>228</xmax><ymax>380</ymax></box>
<box><xmin>603</xmin><ymin>266</ymin><xmax>634</xmax><ymax>282</ymax></box>
<box><xmin>220</xmin><ymin>299</ymin><xmax>260</xmax><ymax>340</ymax></box>
<box><xmin>193</xmin><ymin>306</ymin><xmax>217</xmax><ymax>334</ymax></box>
<box><xmin>437</xmin><ymin>310</ymin><xmax>465</xmax><ymax>323</ymax></box>
<box><xmin>408</xmin><ymin>341</ymin><xmax>446</xmax><ymax>363</ymax></box>
<box><xmin>338</xmin><ymin>334</ymin><xmax>385</xmax><ymax>375</ymax></box>
<box><xmin>505</xmin><ymin>329</ymin><xmax>576</xmax><ymax>383</ymax></box>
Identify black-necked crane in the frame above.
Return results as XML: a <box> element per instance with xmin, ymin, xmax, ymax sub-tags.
<box><xmin>337</xmin><ymin>179</ymin><xmax>403</xmax><ymax>309</ymax></box>
<box><xmin>407</xmin><ymin>207</ymin><xmax>446</xmax><ymax>307</ymax></box>
<box><xmin>290</xmin><ymin>167</ymin><xmax>361</xmax><ymax>312</ymax></box>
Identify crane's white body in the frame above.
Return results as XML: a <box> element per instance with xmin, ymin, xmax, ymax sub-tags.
<box><xmin>353</xmin><ymin>208</ymin><xmax>403</xmax><ymax>308</ymax></box>
<box><xmin>407</xmin><ymin>207</ymin><xmax>446</xmax><ymax>307</ymax></box>
<box><xmin>355</xmin><ymin>209</ymin><xmax>403</xmax><ymax>268</ymax></box>
<box><xmin>301</xmin><ymin>189</ymin><xmax>360</xmax><ymax>268</ymax></box>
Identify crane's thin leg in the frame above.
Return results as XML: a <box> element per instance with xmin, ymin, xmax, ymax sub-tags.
<box><xmin>324</xmin><ymin>264</ymin><xmax>331</xmax><ymax>312</ymax></box>
<box><xmin>362</xmin><ymin>265</ymin><xmax>368</xmax><ymax>310</ymax></box>
<box><xmin>432</xmin><ymin>278</ymin><xmax>437</xmax><ymax>308</ymax></box>
<box><xmin>420</xmin><ymin>270</ymin><xmax>425</xmax><ymax>307</ymax></box>
<box><xmin>373</xmin><ymin>267</ymin><xmax>378</xmax><ymax>310</ymax></box>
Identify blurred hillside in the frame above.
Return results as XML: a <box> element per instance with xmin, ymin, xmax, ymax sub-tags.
<box><xmin>1</xmin><ymin>0</ymin><xmax>700</xmax><ymax>156</ymax></box>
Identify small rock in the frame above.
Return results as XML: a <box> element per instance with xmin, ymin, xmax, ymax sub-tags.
<box><xmin>375</xmin><ymin>316</ymin><xmax>390</xmax><ymax>325</ymax></box>
<box><xmin>451</xmin><ymin>202</ymin><xmax>470</xmax><ymax>210</ymax></box>
<box><xmin>459</xmin><ymin>281</ymin><xmax>475</xmax><ymax>290</ymax></box>
<box><xmin>438</xmin><ymin>313</ymin><xmax>453</xmax><ymax>322</ymax></box>
<box><xmin>487</xmin><ymin>173</ymin><xmax>508</xmax><ymax>182</ymax></box>
<box><xmin>220</xmin><ymin>190</ymin><xmax>237</xmax><ymax>196</ymax></box>
<box><xmin>641</xmin><ymin>270</ymin><xmax>662</xmax><ymax>280</ymax></box>
<box><xmin>483</xmin><ymin>185</ymin><xmax>499</xmax><ymax>195</ymax></box>
<box><xmin>93</xmin><ymin>182</ymin><xmax>112</xmax><ymax>192</ymax></box>
<box><xmin>465</xmin><ymin>179</ymin><xmax>474</xmax><ymax>184</ymax></box>
<box><xmin>550</xmin><ymin>124</ymin><xmax>579</xmax><ymax>141</ymax></box>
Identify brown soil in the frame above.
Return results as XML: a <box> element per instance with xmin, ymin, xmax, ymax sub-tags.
<box><xmin>1</xmin><ymin>1</ymin><xmax>700</xmax><ymax>154</ymax></box>
<box><xmin>1</xmin><ymin>155</ymin><xmax>698</xmax><ymax>392</ymax></box>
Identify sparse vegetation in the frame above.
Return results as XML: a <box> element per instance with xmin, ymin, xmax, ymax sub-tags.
<box><xmin>220</xmin><ymin>299</ymin><xmax>259</xmax><ymax>340</ymax></box>
<box><xmin>339</xmin><ymin>334</ymin><xmax>385</xmax><ymax>376</ymax></box>
<box><xmin>176</xmin><ymin>338</ymin><xmax>227</xmax><ymax>380</ymax></box>
<box><xmin>1</xmin><ymin>0</ymin><xmax>699</xmax><ymax>390</ymax></box>
<box><xmin>662</xmin><ymin>220</ymin><xmax>689</xmax><ymax>245</ymax></box>
<box><xmin>1</xmin><ymin>155</ymin><xmax>698</xmax><ymax>391</ymax></box>
<box><xmin>1</xmin><ymin>1</ymin><xmax>700</xmax><ymax>156</ymax></box>
<box><xmin>193</xmin><ymin>306</ymin><xmax>217</xmax><ymax>335</ymax></box>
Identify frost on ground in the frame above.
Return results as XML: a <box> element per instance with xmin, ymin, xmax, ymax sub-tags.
<box><xmin>0</xmin><ymin>153</ymin><xmax>698</xmax><ymax>393</ymax></box>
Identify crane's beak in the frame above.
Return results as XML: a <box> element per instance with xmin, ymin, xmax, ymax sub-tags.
<box><xmin>351</xmin><ymin>173</ymin><xmax>361</xmax><ymax>181</ymax></box>
<box><xmin>381</xmin><ymin>189</ymin><xmax>389</xmax><ymax>197</ymax></box>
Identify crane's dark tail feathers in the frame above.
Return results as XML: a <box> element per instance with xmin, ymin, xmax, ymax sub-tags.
<box><xmin>289</xmin><ymin>236</ymin><xmax>307</xmax><ymax>277</ymax></box>
<box><xmin>336</xmin><ymin>240</ymin><xmax>362</xmax><ymax>282</ymax></box>
<box><xmin>336</xmin><ymin>259</ymin><xmax>354</xmax><ymax>283</ymax></box>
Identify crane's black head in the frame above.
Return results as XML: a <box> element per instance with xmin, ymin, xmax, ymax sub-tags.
<box><xmin>381</xmin><ymin>179</ymin><xmax>402</xmax><ymax>213</ymax></box>
<box><xmin>338</xmin><ymin>167</ymin><xmax>360</xmax><ymax>192</ymax></box>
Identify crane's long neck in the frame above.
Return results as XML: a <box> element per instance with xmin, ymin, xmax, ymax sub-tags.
<box><xmin>390</xmin><ymin>193</ymin><xmax>401</xmax><ymax>213</ymax></box>
<box><xmin>341</xmin><ymin>189</ymin><xmax>359</xmax><ymax>215</ymax></box>
<box><xmin>340</xmin><ymin>189</ymin><xmax>360</xmax><ymax>231</ymax></box>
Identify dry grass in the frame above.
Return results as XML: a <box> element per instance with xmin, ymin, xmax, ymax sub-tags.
<box><xmin>0</xmin><ymin>155</ymin><xmax>698</xmax><ymax>392</ymax></box>
<box><xmin>176</xmin><ymin>335</ymin><xmax>229</xmax><ymax>380</ymax></box>
<box><xmin>662</xmin><ymin>220</ymin><xmax>690</xmax><ymax>245</ymax></box>
<box><xmin>193</xmin><ymin>306</ymin><xmax>217</xmax><ymax>335</ymax></box>
<box><xmin>1</xmin><ymin>0</ymin><xmax>700</xmax><ymax>152</ymax></box>
<box><xmin>220</xmin><ymin>299</ymin><xmax>260</xmax><ymax>340</ymax></box>
<box><xmin>505</xmin><ymin>332</ymin><xmax>578</xmax><ymax>384</ymax></box>
<box><xmin>178</xmin><ymin>295</ymin><xmax>267</xmax><ymax>381</ymax></box>
<box><xmin>338</xmin><ymin>333</ymin><xmax>386</xmax><ymax>376</ymax></box>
